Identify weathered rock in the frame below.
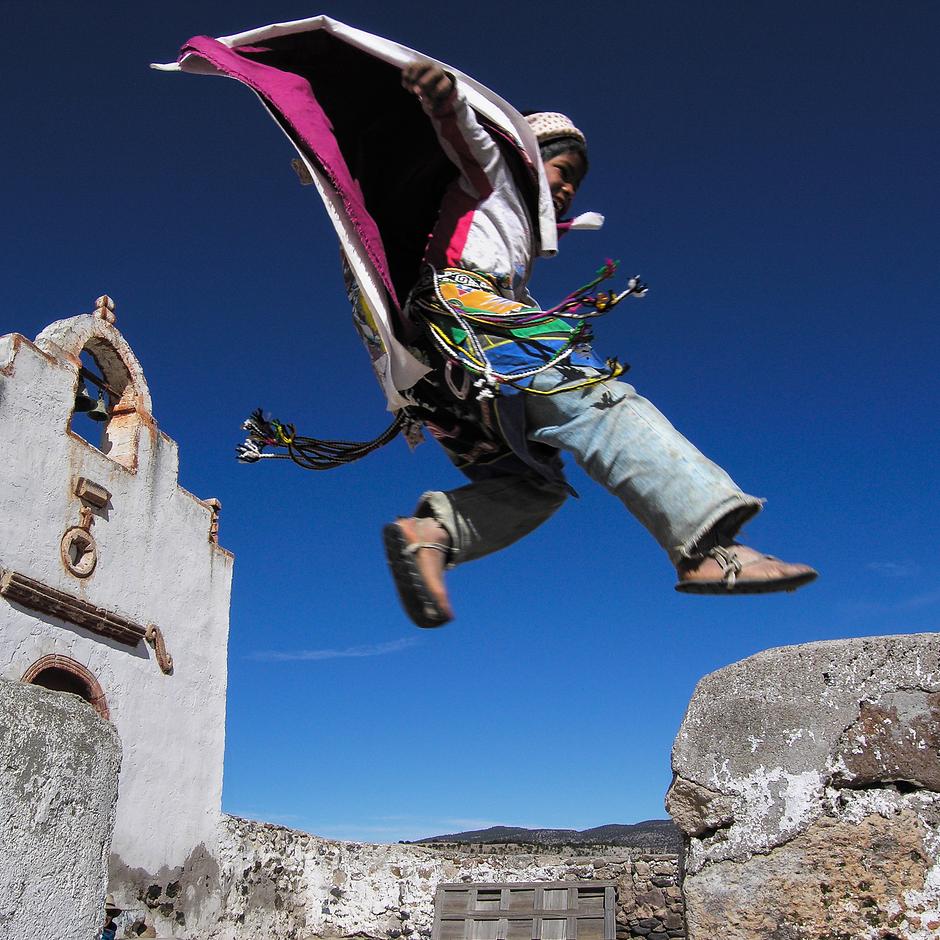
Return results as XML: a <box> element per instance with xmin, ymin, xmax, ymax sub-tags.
<box><xmin>667</xmin><ymin>633</ymin><xmax>940</xmax><ymax>940</ymax></box>
<box><xmin>834</xmin><ymin>691</ymin><xmax>940</xmax><ymax>790</ymax></box>
<box><xmin>661</xmin><ymin>777</ymin><xmax>733</xmax><ymax>839</ymax></box>
<box><xmin>684</xmin><ymin>806</ymin><xmax>936</xmax><ymax>939</ymax></box>
<box><xmin>0</xmin><ymin>678</ymin><xmax>122</xmax><ymax>940</ymax></box>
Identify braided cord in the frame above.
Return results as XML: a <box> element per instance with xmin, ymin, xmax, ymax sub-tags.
<box><xmin>236</xmin><ymin>264</ymin><xmax>647</xmax><ymax>470</ymax></box>
<box><xmin>237</xmin><ymin>409</ymin><xmax>406</xmax><ymax>470</ymax></box>
<box><xmin>412</xmin><ymin>264</ymin><xmax>644</xmax><ymax>397</ymax></box>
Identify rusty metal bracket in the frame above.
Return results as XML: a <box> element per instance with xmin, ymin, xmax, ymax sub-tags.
<box><xmin>145</xmin><ymin>623</ymin><xmax>174</xmax><ymax>675</ymax></box>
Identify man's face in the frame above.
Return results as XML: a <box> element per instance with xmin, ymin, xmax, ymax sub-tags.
<box><xmin>543</xmin><ymin>150</ymin><xmax>587</xmax><ymax>219</ymax></box>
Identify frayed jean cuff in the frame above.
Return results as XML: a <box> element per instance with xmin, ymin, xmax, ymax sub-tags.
<box><xmin>672</xmin><ymin>496</ymin><xmax>765</xmax><ymax>564</ymax></box>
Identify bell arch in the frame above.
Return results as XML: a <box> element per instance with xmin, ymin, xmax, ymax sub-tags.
<box><xmin>22</xmin><ymin>654</ymin><xmax>110</xmax><ymax>720</ymax></box>
<box><xmin>35</xmin><ymin>298</ymin><xmax>152</xmax><ymax>470</ymax></box>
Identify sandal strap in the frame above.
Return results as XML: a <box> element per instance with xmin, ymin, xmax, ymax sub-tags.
<box><xmin>401</xmin><ymin>539</ymin><xmax>456</xmax><ymax>570</ymax></box>
<box><xmin>708</xmin><ymin>544</ymin><xmax>743</xmax><ymax>589</ymax></box>
<box><xmin>706</xmin><ymin>542</ymin><xmax>784</xmax><ymax>590</ymax></box>
<box><xmin>394</xmin><ymin>517</ymin><xmax>456</xmax><ymax>569</ymax></box>
<box><xmin>403</xmin><ymin>541</ymin><xmax>451</xmax><ymax>555</ymax></box>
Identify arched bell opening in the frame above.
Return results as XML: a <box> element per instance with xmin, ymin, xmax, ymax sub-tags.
<box><xmin>70</xmin><ymin>336</ymin><xmax>142</xmax><ymax>469</ymax></box>
<box><xmin>22</xmin><ymin>654</ymin><xmax>110</xmax><ymax>720</ymax></box>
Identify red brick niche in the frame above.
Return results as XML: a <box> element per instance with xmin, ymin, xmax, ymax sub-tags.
<box><xmin>22</xmin><ymin>654</ymin><xmax>110</xmax><ymax>720</ymax></box>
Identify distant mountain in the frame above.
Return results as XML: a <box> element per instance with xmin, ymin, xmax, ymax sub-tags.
<box><xmin>406</xmin><ymin>821</ymin><xmax>681</xmax><ymax>853</ymax></box>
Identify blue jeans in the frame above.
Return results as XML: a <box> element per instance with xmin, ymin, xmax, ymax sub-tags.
<box><xmin>418</xmin><ymin>367</ymin><xmax>763</xmax><ymax>565</ymax></box>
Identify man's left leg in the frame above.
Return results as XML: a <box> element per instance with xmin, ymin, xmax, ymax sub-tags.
<box><xmin>525</xmin><ymin>368</ymin><xmax>817</xmax><ymax>593</ymax></box>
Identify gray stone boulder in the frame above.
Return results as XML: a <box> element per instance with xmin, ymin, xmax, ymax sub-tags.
<box><xmin>666</xmin><ymin>633</ymin><xmax>940</xmax><ymax>940</ymax></box>
<box><xmin>0</xmin><ymin>677</ymin><xmax>122</xmax><ymax>940</ymax></box>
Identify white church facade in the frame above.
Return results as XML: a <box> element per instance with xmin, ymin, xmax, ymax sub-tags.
<box><xmin>0</xmin><ymin>297</ymin><xmax>233</xmax><ymax>929</ymax></box>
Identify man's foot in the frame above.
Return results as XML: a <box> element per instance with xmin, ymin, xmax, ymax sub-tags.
<box><xmin>382</xmin><ymin>517</ymin><xmax>454</xmax><ymax>627</ymax></box>
<box><xmin>675</xmin><ymin>541</ymin><xmax>818</xmax><ymax>595</ymax></box>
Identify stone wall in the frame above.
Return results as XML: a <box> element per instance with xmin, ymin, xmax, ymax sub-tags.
<box><xmin>0</xmin><ymin>678</ymin><xmax>122</xmax><ymax>940</ymax></box>
<box><xmin>667</xmin><ymin>633</ymin><xmax>940</xmax><ymax>940</ymax></box>
<box><xmin>624</xmin><ymin>856</ymin><xmax>684</xmax><ymax>938</ymax></box>
<box><xmin>122</xmin><ymin>814</ymin><xmax>684</xmax><ymax>939</ymax></box>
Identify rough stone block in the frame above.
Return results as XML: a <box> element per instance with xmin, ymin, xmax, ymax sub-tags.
<box><xmin>636</xmin><ymin>888</ymin><xmax>665</xmax><ymax>909</ymax></box>
<box><xmin>667</xmin><ymin>633</ymin><xmax>940</xmax><ymax>940</ymax></box>
<box><xmin>0</xmin><ymin>678</ymin><xmax>121</xmax><ymax>940</ymax></box>
<box><xmin>662</xmin><ymin>911</ymin><xmax>684</xmax><ymax>930</ymax></box>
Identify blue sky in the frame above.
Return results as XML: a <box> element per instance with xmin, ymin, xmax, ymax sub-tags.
<box><xmin>5</xmin><ymin>1</ymin><xmax>938</xmax><ymax>841</ymax></box>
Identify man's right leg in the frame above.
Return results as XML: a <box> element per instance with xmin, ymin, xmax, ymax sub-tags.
<box><xmin>416</xmin><ymin>474</ymin><xmax>569</xmax><ymax>564</ymax></box>
<box><xmin>385</xmin><ymin>474</ymin><xmax>567</xmax><ymax>627</ymax></box>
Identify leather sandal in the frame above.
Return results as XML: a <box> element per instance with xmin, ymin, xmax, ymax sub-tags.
<box><xmin>382</xmin><ymin>520</ymin><xmax>453</xmax><ymax>627</ymax></box>
<box><xmin>675</xmin><ymin>541</ymin><xmax>818</xmax><ymax>595</ymax></box>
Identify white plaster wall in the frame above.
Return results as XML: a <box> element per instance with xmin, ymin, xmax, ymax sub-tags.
<box><xmin>0</xmin><ymin>324</ymin><xmax>233</xmax><ymax>886</ymax></box>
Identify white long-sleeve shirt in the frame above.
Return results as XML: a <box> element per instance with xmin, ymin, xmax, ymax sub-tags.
<box><xmin>422</xmin><ymin>84</ymin><xmax>540</xmax><ymax>302</ymax></box>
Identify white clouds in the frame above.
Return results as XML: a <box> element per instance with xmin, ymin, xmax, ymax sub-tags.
<box><xmin>896</xmin><ymin>589</ymin><xmax>940</xmax><ymax>611</ymax></box>
<box><xmin>247</xmin><ymin>636</ymin><xmax>419</xmax><ymax>662</ymax></box>
<box><xmin>865</xmin><ymin>561</ymin><xmax>920</xmax><ymax>578</ymax></box>
<box><xmin>839</xmin><ymin>587</ymin><xmax>940</xmax><ymax>618</ymax></box>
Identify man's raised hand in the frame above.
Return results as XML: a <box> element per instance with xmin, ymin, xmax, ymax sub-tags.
<box><xmin>401</xmin><ymin>62</ymin><xmax>454</xmax><ymax>111</ymax></box>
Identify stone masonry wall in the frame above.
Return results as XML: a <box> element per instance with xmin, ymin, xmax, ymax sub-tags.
<box><xmin>131</xmin><ymin>815</ymin><xmax>684</xmax><ymax>939</ymax></box>
<box><xmin>625</xmin><ymin>856</ymin><xmax>684</xmax><ymax>938</ymax></box>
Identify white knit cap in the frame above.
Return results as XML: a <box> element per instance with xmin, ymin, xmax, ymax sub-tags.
<box><xmin>524</xmin><ymin>111</ymin><xmax>586</xmax><ymax>147</ymax></box>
